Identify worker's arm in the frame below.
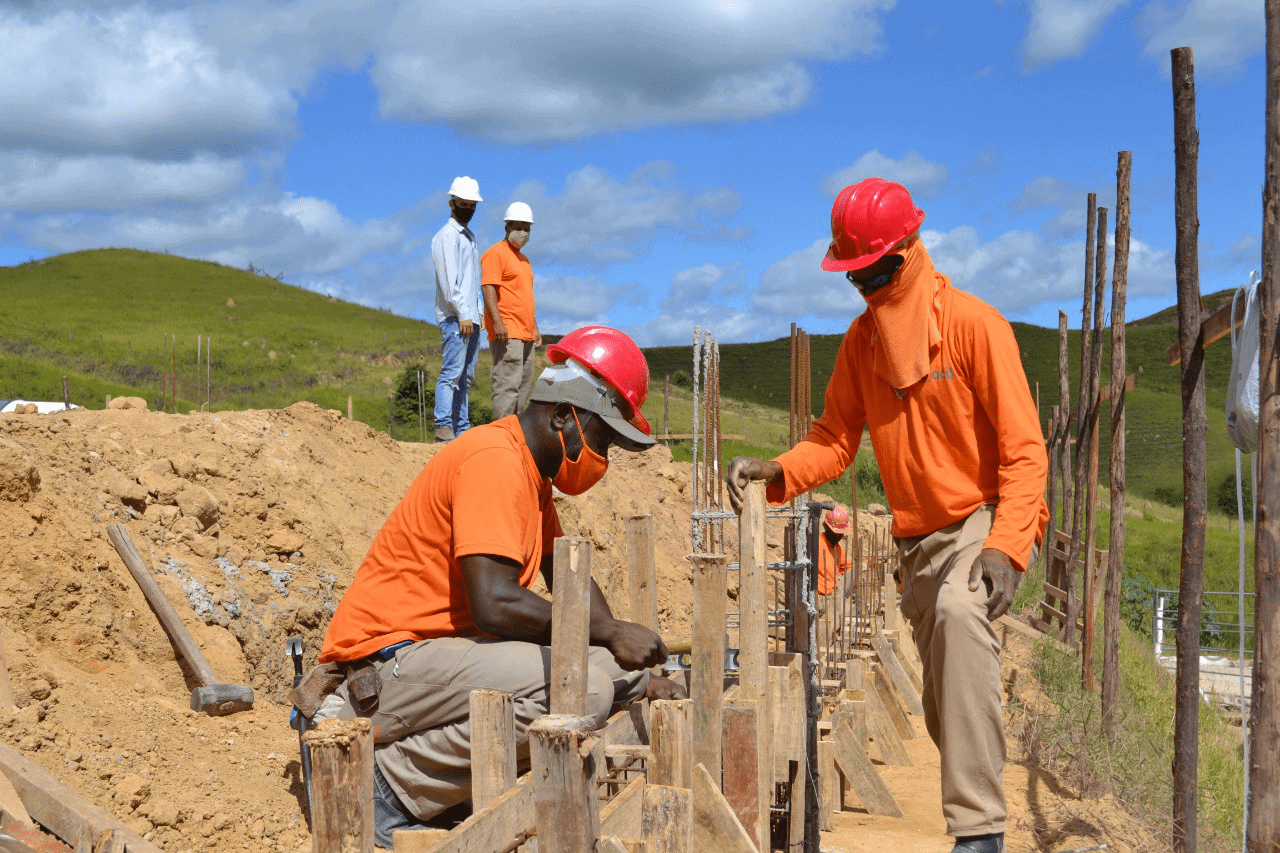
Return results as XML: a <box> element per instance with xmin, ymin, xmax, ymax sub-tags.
<box><xmin>463</xmin><ymin>553</ymin><xmax>666</xmax><ymax>671</ymax></box>
<box><xmin>432</xmin><ymin>231</ymin><xmax>462</xmax><ymax>320</ymax></box>
<box><xmin>482</xmin><ymin>284</ymin><xmax>508</xmax><ymax>343</ymax></box>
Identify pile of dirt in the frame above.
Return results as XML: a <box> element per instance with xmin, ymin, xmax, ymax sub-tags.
<box><xmin>0</xmin><ymin>402</ymin><xmax>1159</xmax><ymax>852</ymax></box>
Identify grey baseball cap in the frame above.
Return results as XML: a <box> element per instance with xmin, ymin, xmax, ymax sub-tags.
<box><xmin>529</xmin><ymin>359</ymin><xmax>655</xmax><ymax>450</ymax></box>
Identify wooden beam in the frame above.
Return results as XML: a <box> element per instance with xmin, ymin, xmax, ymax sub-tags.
<box><xmin>626</xmin><ymin>516</ymin><xmax>660</xmax><ymax>634</ymax></box>
<box><xmin>649</xmin><ymin>700</ymin><xmax>691</xmax><ymax>789</ymax></box>
<box><xmin>870</xmin><ymin>665</ymin><xmax>915</xmax><ymax>742</ymax></box>
<box><xmin>641</xmin><ymin>785</ymin><xmax>692</xmax><ymax>853</ymax></box>
<box><xmin>721</xmin><ymin>699</ymin><xmax>768</xmax><ymax>852</ymax></box>
<box><xmin>550</xmin><ymin>537</ymin><xmax>592</xmax><ymax>716</ymax></box>
<box><xmin>468</xmin><ymin>690</ymin><xmax>515</xmax><ymax>810</ymax></box>
<box><xmin>689</xmin><ymin>553</ymin><xmax>727</xmax><ymax>787</ymax></box>
<box><xmin>817</xmin><ymin>740</ymin><xmax>836</xmax><ymax>831</ymax></box>
<box><xmin>1165</xmin><ymin>299</ymin><xmax>1244</xmax><ymax>365</ymax></box>
<box><xmin>1099</xmin><ymin>372</ymin><xmax>1137</xmax><ymax>402</ymax></box>
<box><xmin>303</xmin><ymin>718</ymin><xmax>374</xmax><ymax>853</ymax></box>
<box><xmin>870</xmin><ymin>635</ymin><xmax>923</xmax><ymax>716</ymax></box>
<box><xmin>418</xmin><ymin>783</ymin><xmax>534</xmax><ymax>853</ymax></box>
<box><xmin>737</xmin><ymin>481</ymin><xmax>769</xmax><ymax>704</ymax></box>
<box><xmin>600</xmin><ymin>774</ymin><xmax>646</xmax><ymax>839</ymax></box>
<box><xmin>0</xmin><ymin>742</ymin><xmax>162</xmax><ymax>853</ymax></box>
<box><xmin>830</xmin><ymin>722</ymin><xmax>902</xmax><ymax>818</ymax></box>
<box><xmin>528</xmin><ymin>715</ymin><xmax>600</xmax><ymax>852</ymax></box>
<box><xmin>690</xmin><ymin>763</ymin><xmax>756</xmax><ymax>853</ymax></box>
<box><xmin>392</xmin><ymin>829</ymin><xmax>448</xmax><ymax>852</ymax></box>
<box><xmin>862</xmin><ymin>684</ymin><xmax>911</xmax><ymax>766</ymax></box>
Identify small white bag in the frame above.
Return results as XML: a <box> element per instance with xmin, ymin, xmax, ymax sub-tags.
<box><xmin>1226</xmin><ymin>271</ymin><xmax>1262</xmax><ymax>453</ymax></box>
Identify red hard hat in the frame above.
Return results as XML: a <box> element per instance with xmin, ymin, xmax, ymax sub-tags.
<box><xmin>823</xmin><ymin>505</ymin><xmax>850</xmax><ymax>535</ymax></box>
<box><xmin>547</xmin><ymin>326</ymin><xmax>651</xmax><ymax>435</ymax></box>
<box><xmin>821</xmin><ymin>178</ymin><xmax>925</xmax><ymax>272</ymax></box>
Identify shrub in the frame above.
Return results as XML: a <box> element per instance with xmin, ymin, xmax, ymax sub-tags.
<box><xmin>668</xmin><ymin>369</ymin><xmax>692</xmax><ymax>389</ymax></box>
<box><xmin>1212</xmin><ymin>469</ymin><xmax>1253</xmax><ymax>519</ymax></box>
<box><xmin>391</xmin><ymin>363</ymin><xmax>433</xmax><ymax>441</ymax></box>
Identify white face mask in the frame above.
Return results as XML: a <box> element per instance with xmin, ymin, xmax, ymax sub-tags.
<box><xmin>507</xmin><ymin>229</ymin><xmax>530</xmax><ymax>249</ymax></box>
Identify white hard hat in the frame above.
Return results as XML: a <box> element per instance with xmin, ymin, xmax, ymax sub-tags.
<box><xmin>504</xmin><ymin>202</ymin><xmax>533</xmax><ymax>223</ymax></box>
<box><xmin>448</xmin><ymin>176</ymin><xmax>482</xmax><ymax>202</ymax></box>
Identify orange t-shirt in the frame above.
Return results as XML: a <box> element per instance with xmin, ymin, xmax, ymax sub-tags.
<box><xmin>481</xmin><ymin>240</ymin><xmax>536</xmax><ymax>342</ymax></box>
<box><xmin>817</xmin><ymin>537</ymin><xmax>849</xmax><ymax>596</ymax></box>
<box><xmin>320</xmin><ymin>416</ymin><xmax>562</xmax><ymax>662</ymax></box>
<box><xmin>770</xmin><ymin>282</ymin><xmax>1048</xmax><ymax>571</ymax></box>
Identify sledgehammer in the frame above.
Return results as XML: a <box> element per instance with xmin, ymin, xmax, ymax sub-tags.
<box><xmin>107</xmin><ymin>524</ymin><xmax>254</xmax><ymax>716</ymax></box>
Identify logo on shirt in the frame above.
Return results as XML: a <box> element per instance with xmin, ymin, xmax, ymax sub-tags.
<box><xmin>927</xmin><ymin>366</ymin><xmax>955</xmax><ymax>382</ymax></box>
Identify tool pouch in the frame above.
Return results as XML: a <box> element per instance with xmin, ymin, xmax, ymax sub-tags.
<box><xmin>288</xmin><ymin>662</ymin><xmax>345</xmax><ymax>719</ymax></box>
<box><xmin>345</xmin><ymin>660</ymin><xmax>381</xmax><ymax>714</ymax></box>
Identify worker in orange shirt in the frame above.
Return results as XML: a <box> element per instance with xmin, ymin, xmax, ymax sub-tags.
<box><xmin>817</xmin><ymin>505</ymin><xmax>851</xmax><ymax>597</ymax></box>
<box><xmin>482</xmin><ymin>202</ymin><xmax>542</xmax><ymax>419</ymax></box>
<box><xmin>316</xmin><ymin>326</ymin><xmax>686</xmax><ymax>846</ymax></box>
<box><xmin>728</xmin><ymin>179</ymin><xmax>1048</xmax><ymax>853</ymax></box>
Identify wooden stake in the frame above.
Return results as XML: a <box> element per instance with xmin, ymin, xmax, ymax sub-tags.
<box><xmin>1171</xmin><ymin>45</ymin><xmax>1206</xmax><ymax>853</ymax></box>
<box><xmin>690</xmin><ymin>553</ymin><xmax>727</xmax><ymax>785</ymax></box>
<box><xmin>626</xmin><ymin>516</ymin><xmax>660</xmax><ymax>633</ymax></box>
<box><xmin>1249</xmin><ymin>3</ymin><xmax>1280</xmax><ymax>847</ymax></box>
<box><xmin>1056</xmin><ymin>309</ymin><xmax>1072</xmax><ymax>585</ymax></box>
<box><xmin>1067</xmin><ymin>196</ymin><xmax>1097</xmax><ymax>648</ymax></box>
<box><xmin>550</xmin><ymin>536</ymin><xmax>592</xmax><ymax>716</ymax></box>
<box><xmin>1103</xmin><ymin>151</ymin><xmax>1131</xmax><ymax>745</ymax></box>
<box><xmin>737</xmin><ymin>481</ymin><xmax>769</xmax><ymax>704</ymax></box>
<box><xmin>303</xmin><ymin>718</ymin><xmax>374</xmax><ymax>853</ymax></box>
<box><xmin>649</xmin><ymin>699</ymin><xmax>691</xmax><ymax>789</ymax></box>
<box><xmin>529</xmin><ymin>715</ymin><xmax>601</xmax><ymax>853</ymax></box>
<box><xmin>347</xmin><ymin>396</ymin><xmax>353</xmax><ymax>420</ymax></box>
<box><xmin>818</xmin><ymin>740</ymin><xmax>836</xmax><ymax>830</ymax></box>
<box><xmin>721</xmin><ymin>699</ymin><xmax>768</xmax><ymax>853</ymax></box>
<box><xmin>641</xmin><ymin>784</ymin><xmax>692</xmax><ymax>853</ymax></box>
<box><xmin>830</xmin><ymin>721</ymin><xmax>902</xmax><ymax>817</ymax></box>
<box><xmin>1082</xmin><ymin>205</ymin><xmax>1108</xmax><ymax>691</ymax></box>
<box><xmin>468</xmin><ymin>690</ymin><xmax>515</xmax><ymax>810</ymax></box>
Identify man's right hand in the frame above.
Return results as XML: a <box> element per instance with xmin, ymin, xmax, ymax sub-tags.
<box><xmin>604</xmin><ymin>619</ymin><xmax>667</xmax><ymax>672</ymax></box>
<box><xmin>492</xmin><ymin>323</ymin><xmax>509</xmax><ymax>344</ymax></box>
<box><xmin>459</xmin><ymin>319</ymin><xmax>475</xmax><ymax>338</ymax></box>
<box><xmin>726</xmin><ymin>456</ymin><xmax>784</xmax><ymax>514</ymax></box>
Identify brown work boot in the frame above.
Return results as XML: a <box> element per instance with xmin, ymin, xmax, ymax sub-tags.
<box><xmin>433</xmin><ymin>427</ymin><xmax>455</xmax><ymax>443</ymax></box>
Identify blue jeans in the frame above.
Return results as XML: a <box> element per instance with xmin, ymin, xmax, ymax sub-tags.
<box><xmin>433</xmin><ymin>316</ymin><xmax>479</xmax><ymax>434</ymax></box>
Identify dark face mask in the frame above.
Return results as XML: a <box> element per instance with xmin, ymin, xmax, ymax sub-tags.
<box><xmin>451</xmin><ymin>201</ymin><xmax>476</xmax><ymax>226</ymax></box>
<box><xmin>847</xmin><ymin>254</ymin><xmax>905</xmax><ymax>297</ymax></box>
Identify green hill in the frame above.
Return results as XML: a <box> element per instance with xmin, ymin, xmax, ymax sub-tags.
<box><xmin>1</xmin><ymin>248</ymin><xmax>1253</xmax><ymax>511</ymax></box>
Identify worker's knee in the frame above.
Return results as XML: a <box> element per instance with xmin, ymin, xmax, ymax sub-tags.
<box><xmin>585</xmin><ymin>665</ymin><xmax>617</xmax><ymax>726</ymax></box>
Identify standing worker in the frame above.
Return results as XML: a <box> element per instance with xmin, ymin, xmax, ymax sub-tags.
<box><xmin>431</xmin><ymin>176</ymin><xmax>485</xmax><ymax>443</ymax></box>
<box><xmin>310</xmin><ymin>325</ymin><xmax>687</xmax><ymax>847</ymax></box>
<box><xmin>727</xmin><ymin>178</ymin><xmax>1048</xmax><ymax>853</ymax></box>
<box><xmin>482</xmin><ymin>202</ymin><xmax>542</xmax><ymax>418</ymax></box>
<box><xmin>817</xmin><ymin>505</ymin><xmax>850</xmax><ymax>596</ymax></box>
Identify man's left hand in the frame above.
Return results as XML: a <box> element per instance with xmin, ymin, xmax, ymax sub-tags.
<box><xmin>644</xmin><ymin>674</ymin><xmax>688</xmax><ymax>701</ymax></box>
<box><xmin>967</xmin><ymin>548</ymin><xmax>1022</xmax><ymax>621</ymax></box>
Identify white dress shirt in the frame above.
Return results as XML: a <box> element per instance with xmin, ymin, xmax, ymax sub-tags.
<box><xmin>431</xmin><ymin>217</ymin><xmax>483</xmax><ymax>325</ymax></box>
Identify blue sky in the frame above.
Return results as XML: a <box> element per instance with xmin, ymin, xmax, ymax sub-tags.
<box><xmin>0</xmin><ymin>0</ymin><xmax>1266</xmax><ymax>346</ymax></box>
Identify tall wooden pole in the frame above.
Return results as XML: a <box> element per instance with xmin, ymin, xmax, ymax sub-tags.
<box><xmin>1103</xmin><ymin>151</ymin><xmax>1131</xmax><ymax>745</ymax></box>
<box><xmin>1172</xmin><ymin>45</ymin><xmax>1206</xmax><ymax>853</ymax></box>
<box><xmin>1248</xmin><ymin>2</ymin><xmax>1280</xmax><ymax>847</ymax></box>
<box><xmin>1082</xmin><ymin>206</ymin><xmax>1108</xmax><ymax>691</ymax></box>
<box><xmin>550</xmin><ymin>537</ymin><xmax>592</xmax><ymax>717</ymax></box>
<box><xmin>1058</xmin><ymin>309</ymin><xmax>1072</xmax><ymax>574</ymax></box>
<box><xmin>1067</xmin><ymin>195</ymin><xmax>1098</xmax><ymax>647</ymax></box>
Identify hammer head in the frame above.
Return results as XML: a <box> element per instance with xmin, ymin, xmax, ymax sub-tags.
<box><xmin>190</xmin><ymin>684</ymin><xmax>254</xmax><ymax>716</ymax></box>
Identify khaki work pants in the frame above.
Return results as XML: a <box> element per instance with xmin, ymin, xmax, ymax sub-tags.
<box><xmin>490</xmin><ymin>339</ymin><xmax>536</xmax><ymax>419</ymax></box>
<box><xmin>896</xmin><ymin>504</ymin><xmax>1014</xmax><ymax>838</ymax></box>
<box><xmin>333</xmin><ymin>636</ymin><xmax>648</xmax><ymax>821</ymax></box>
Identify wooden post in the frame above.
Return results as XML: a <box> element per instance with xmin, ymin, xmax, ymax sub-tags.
<box><xmin>738</xmin><ymin>482</ymin><xmax>769</xmax><ymax>704</ymax></box>
<box><xmin>1103</xmin><ymin>151</ymin><xmax>1131</xmax><ymax>745</ymax></box>
<box><xmin>1067</xmin><ymin>196</ymin><xmax>1097</xmax><ymax>648</ymax></box>
<box><xmin>1083</xmin><ymin>206</ymin><xmax>1108</xmax><ymax>690</ymax></box>
<box><xmin>347</xmin><ymin>396</ymin><xmax>353</xmax><ymax>420</ymax></box>
<box><xmin>551</xmin><ymin>536</ymin><xmax>592</xmax><ymax>716</ymax></box>
<box><xmin>664</xmin><ymin>375</ymin><xmax>670</xmax><ymax>438</ymax></box>
<box><xmin>690</xmin><ymin>553</ymin><xmax>727</xmax><ymax>785</ymax></box>
<box><xmin>469</xmin><ymin>690</ymin><xmax>515</xmax><ymax>810</ymax></box>
<box><xmin>528</xmin><ymin>715</ymin><xmax>600</xmax><ymax>852</ymax></box>
<box><xmin>721</xmin><ymin>699</ymin><xmax>767</xmax><ymax>853</ymax></box>
<box><xmin>303</xmin><ymin>718</ymin><xmax>374</xmax><ymax>853</ymax></box>
<box><xmin>1057</xmin><ymin>309</ymin><xmax>1072</xmax><ymax>579</ymax></box>
<box><xmin>817</xmin><ymin>739</ymin><xmax>836</xmax><ymax>830</ymax></box>
<box><xmin>626</xmin><ymin>516</ymin><xmax>660</xmax><ymax>633</ymax></box>
<box><xmin>1045</xmin><ymin>403</ymin><xmax>1059</xmax><ymax>584</ymax></box>
<box><xmin>1249</xmin><ymin>3</ymin><xmax>1280</xmax><ymax>847</ymax></box>
<box><xmin>649</xmin><ymin>699</ymin><xmax>691</xmax><ymax>789</ymax></box>
<box><xmin>1171</xmin><ymin>45</ymin><xmax>1205</xmax><ymax>853</ymax></box>
<box><xmin>62</xmin><ymin>376</ymin><xmax>68</xmax><ymax>409</ymax></box>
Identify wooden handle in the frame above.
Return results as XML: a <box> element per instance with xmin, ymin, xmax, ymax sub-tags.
<box><xmin>107</xmin><ymin>524</ymin><xmax>217</xmax><ymax>687</ymax></box>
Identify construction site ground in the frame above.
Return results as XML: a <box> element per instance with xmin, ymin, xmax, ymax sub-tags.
<box><xmin>0</xmin><ymin>403</ymin><xmax>1161</xmax><ymax>852</ymax></box>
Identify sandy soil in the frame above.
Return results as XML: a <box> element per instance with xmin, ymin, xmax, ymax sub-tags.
<box><xmin>0</xmin><ymin>403</ymin><xmax>1161</xmax><ymax>852</ymax></box>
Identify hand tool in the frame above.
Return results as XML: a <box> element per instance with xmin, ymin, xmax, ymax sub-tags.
<box><xmin>286</xmin><ymin>637</ymin><xmax>313</xmax><ymax>813</ymax></box>
<box><xmin>106</xmin><ymin>523</ymin><xmax>254</xmax><ymax>716</ymax></box>
<box><xmin>661</xmin><ymin>639</ymin><xmax>739</xmax><ymax>674</ymax></box>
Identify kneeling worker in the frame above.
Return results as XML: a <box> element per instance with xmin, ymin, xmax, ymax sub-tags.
<box><xmin>316</xmin><ymin>325</ymin><xmax>686</xmax><ymax>846</ymax></box>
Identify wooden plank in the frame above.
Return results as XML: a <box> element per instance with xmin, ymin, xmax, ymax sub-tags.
<box><xmin>870</xmin><ymin>635</ymin><xmax>923</xmax><ymax>716</ymax></box>
<box><xmin>690</xmin><ymin>763</ymin><xmax>756</xmax><ymax>853</ymax></box>
<box><xmin>767</xmin><ymin>654</ymin><xmax>805</xmax><ymax>783</ymax></box>
<box><xmin>861</xmin><ymin>684</ymin><xmax>911</xmax><ymax>766</ymax></box>
<box><xmin>600</xmin><ymin>774</ymin><xmax>646</xmax><ymax>839</ymax></box>
<box><xmin>0</xmin><ymin>742</ymin><xmax>163</xmax><ymax>853</ymax></box>
<box><xmin>528</xmin><ymin>715</ymin><xmax>599</xmax><ymax>853</ymax></box>
<box><xmin>596</xmin><ymin>836</ymin><xmax>634</xmax><ymax>853</ymax></box>
<box><xmin>550</xmin><ymin>538</ymin><xmax>592</xmax><ymax>716</ymax></box>
<box><xmin>883</xmin><ymin>631</ymin><xmax>923</xmax><ymax>696</ymax></box>
<box><xmin>1165</xmin><ymin>298</ymin><xmax>1242</xmax><ymax>365</ymax></box>
<box><xmin>1098</xmin><ymin>372</ymin><xmax>1137</xmax><ymax>402</ymax></box>
<box><xmin>304</xmin><ymin>718</ymin><xmax>374</xmax><ymax>853</ymax></box>
<box><xmin>469</xmin><ymin>690</ymin><xmax>515</xmax><ymax>810</ymax></box>
<box><xmin>1044</xmin><ymin>582</ymin><xmax>1068</xmax><ymax>601</ymax></box>
<box><xmin>625</xmin><ymin>516</ymin><xmax>660</xmax><ymax>633</ymax></box>
<box><xmin>640</xmin><ymin>785</ymin><xmax>691</xmax><ymax>853</ymax></box>
<box><xmin>392</xmin><ymin>829</ymin><xmax>448</xmax><ymax>852</ymax></box>
<box><xmin>832</xmin><ymin>699</ymin><xmax>867</xmax><ymax>753</ymax></box>
<box><xmin>1039</xmin><ymin>602</ymin><xmax>1067</xmax><ymax>625</ymax></box>
<box><xmin>830</xmin><ymin>723</ymin><xmax>902</xmax><ymax>818</ymax></box>
<box><xmin>721</xmin><ymin>699</ymin><xmax>767</xmax><ymax>853</ymax></box>
<box><xmin>817</xmin><ymin>740</ymin><xmax>836</xmax><ymax>831</ymax></box>
<box><xmin>689</xmin><ymin>554</ymin><xmax>727</xmax><ymax>787</ymax></box>
<box><xmin>737</xmin><ymin>482</ymin><xmax>769</xmax><ymax>705</ymax></box>
<box><xmin>649</xmin><ymin>700</ymin><xmax>691</xmax><ymax>789</ymax></box>
<box><xmin>419</xmin><ymin>783</ymin><xmax>534</xmax><ymax>853</ymax></box>
<box><xmin>870</xmin><ymin>665</ymin><xmax>915</xmax><ymax>742</ymax></box>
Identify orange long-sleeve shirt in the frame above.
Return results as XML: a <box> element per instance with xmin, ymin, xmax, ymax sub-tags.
<box><xmin>770</xmin><ymin>283</ymin><xmax>1048</xmax><ymax>570</ymax></box>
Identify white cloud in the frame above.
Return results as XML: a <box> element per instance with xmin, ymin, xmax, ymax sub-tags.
<box><xmin>502</xmin><ymin>163</ymin><xmax>745</xmax><ymax>268</ymax></box>
<box><xmin>823</xmin><ymin>150</ymin><xmax>949</xmax><ymax>199</ymax></box>
<box><xmin>1022</xmin><ymin>0</ymin><xmax>1128</xmax><ymax>68</ymax></box>
<box><xmin>1140</xmin><ymin>0</ymin><xmax>1263</xmax><ymax>77</ymax></box>
<box><xmin>626</xmin><ymin>262</ymin><xmax>771</xmax><ymax>346</ymax></box>
<box><xmin>753</xmin><ymin>239</ymin><xmax>863</xmax><ymax>329</ymax></box>
<box><xmin>0</xmin><ymin>153</ymin><xmax>244</xmax><ymax>214</ymax></box>
<box><xmin>533</xmin><ymin>274</ymin><xmax>647</xmax><ymax>333</ymax></box>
